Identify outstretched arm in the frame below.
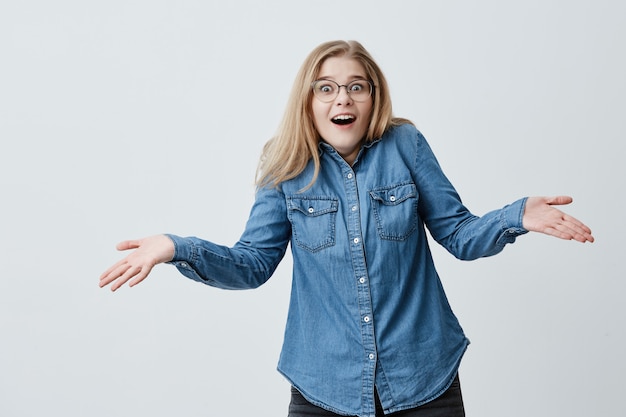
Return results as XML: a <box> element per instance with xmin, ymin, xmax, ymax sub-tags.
<box><xmin>99</xmin><ymin>234</ymin><xmax>175</xmax><ymax>291</ymax></box>
<box><xmin>522</xmin><ymin>196</ymin><xmax>594</xmax><ymax>243</ymax></box>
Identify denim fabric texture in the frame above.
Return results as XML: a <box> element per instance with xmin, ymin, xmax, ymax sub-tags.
<box><xmin>167</xmin><ymin>124</ymin><xmax>528</xmax><ymax>417</ymax></box>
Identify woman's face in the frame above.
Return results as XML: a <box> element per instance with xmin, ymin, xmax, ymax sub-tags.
<box><xmin>311</xmin><ymin>56</ymin><xmax>373</xmax><ymax>165</ymax></box>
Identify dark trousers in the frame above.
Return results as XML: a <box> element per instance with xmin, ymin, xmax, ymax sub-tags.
<box><xmin>288</xmin><ymin>374</ymin><xmax>465</xmax><ymax>417</ymax></box>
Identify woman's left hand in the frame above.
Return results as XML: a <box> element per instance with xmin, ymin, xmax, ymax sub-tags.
<box><xmin>522</xmin><ymin>196</ymin><xmax>594</xmax><ymax>243</ymax></box>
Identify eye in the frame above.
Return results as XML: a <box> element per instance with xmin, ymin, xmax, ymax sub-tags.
<box><xmin>315</xmin><ymin>81</ymin><xmax>336</xmax><ymax>95</ymax></box>
<box><xmin>349</xmin><ymin>80</ymin><xmax>370</xmax><ymax>95</ymax></box>
<box><xmin>349</xmin><ymin>83</ymin><xmax>364</xmax><ymax>92</ymax></box>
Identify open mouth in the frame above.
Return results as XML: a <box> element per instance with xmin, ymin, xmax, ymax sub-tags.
<box><xmin>332</xmin><ymin>115</ymin><xmax>356</xmax><ymax>126</ymax></box>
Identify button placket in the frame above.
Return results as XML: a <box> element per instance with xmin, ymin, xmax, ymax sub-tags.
<box><xmin>343</xmin><ymin>164</ymin><xmax>378</xmax><ymax>409</ymax></box>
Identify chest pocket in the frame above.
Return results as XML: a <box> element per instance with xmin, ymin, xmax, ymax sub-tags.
<box><xmin>287</xmin><ymin>197</ymin><xmax>338</xmax><ymax>252</ymax></box>
<box><xmin>369</xmin><ymin>182</ymin><xmax>418</xmax><ymax>241</ymax></box>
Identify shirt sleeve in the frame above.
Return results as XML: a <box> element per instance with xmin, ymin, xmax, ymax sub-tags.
<box><xmin>413</xmin><ymin>129</ymin><xmax>528</xmax><ymax>260</ymax></box>
<box><xmin>165</xmin><ymin>185</ymin><xmax>291</xmax><ymax>289</ymax></box>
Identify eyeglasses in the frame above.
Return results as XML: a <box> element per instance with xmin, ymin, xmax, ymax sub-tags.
<box><xmin>311</xmin><ymin>79</ymin><xmax>373</xmax><ymax>103</ymax></box>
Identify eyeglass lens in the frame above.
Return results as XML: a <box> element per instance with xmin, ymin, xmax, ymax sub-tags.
<box><xmin>312</xmin><ymin>79</ymin><xmax>372</xmax><ymax>102</ymax></box>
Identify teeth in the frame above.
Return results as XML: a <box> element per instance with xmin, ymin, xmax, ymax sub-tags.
<box><xmin>332</xmin><ymin>115</ymin><xmax>355</xmax><ymax>121</ymax></box>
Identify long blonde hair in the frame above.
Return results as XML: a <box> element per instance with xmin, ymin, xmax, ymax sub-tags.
<box><xmin>256</xmin><ymin>40</ymin><xmax>411</xmax><ymax>189</ymax></box>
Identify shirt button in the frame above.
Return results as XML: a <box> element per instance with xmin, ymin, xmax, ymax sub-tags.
<box><xmin>369</xmin><ymin>353</ymin><xmax>375</xmax><ymax>360</ymax></box>
<box><xmin>180</xmin><ymin>262</ymin><xmax>188</xmax><ymax>268</ymax></box>
<box><xmin>347</xmin><ymin>173</ymin><xmax>353</xmax><ymax>179</ymax></box>
<box><xmin>359</xmin><ymin>277</ymin><xmax>366</xmax><ymax>284</ymax></box>
<box><xmin>308</xmin><ymin>207</ymin><xmax>314</xmax><ymax>213</ymax></box>
<box><xmin>389</xmin><ymin>195</ymin><xmax>396</xmax><ymax>202</ymax></box>
<box><xmin>363</xmin><ymin>316</ymin><xmax>370</xmax><ymax>323</ymax></box>
<box><xmin>351</xmin><ymin>205</ymin><xmax>357</xmax><ymax>212</ymax></box>
<box><xmin>353</xmin><ymin>238</ymin><xmax>360</xmax><ymax>244</ymax></box>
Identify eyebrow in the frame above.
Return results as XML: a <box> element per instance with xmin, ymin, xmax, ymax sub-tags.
<box><xmin>316</xmin><ymin>75</ymin><xmax>368</xmax><ymax>82</ymax></box>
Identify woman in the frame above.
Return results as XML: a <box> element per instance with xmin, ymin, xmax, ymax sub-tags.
<box><xmin>99</xmin><ymin>40</ymin><xmax>593</xmax><ymax>417</ymax></box>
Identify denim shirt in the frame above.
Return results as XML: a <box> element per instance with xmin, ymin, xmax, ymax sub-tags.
<box><xmin>167</xmin><ymin>124</ymin><xmax>528</xmax><ymax>417</ymax></box>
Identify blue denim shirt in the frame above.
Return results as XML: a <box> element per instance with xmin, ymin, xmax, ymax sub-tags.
<box><xmin>167</xmin><ymin>124</ymin><xmax>528</xmax><ymax>417</ymax></box>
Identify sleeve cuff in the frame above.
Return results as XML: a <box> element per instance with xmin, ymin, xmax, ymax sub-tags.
<box><xmin>165</xmin><ymin>233</ymin><xmax>196</xmax><ymax>264</ymax></box>
<box><xmin>496</xmin><ymin>197</ymin><xmax>529</xmax><ymax>245</ymax></box>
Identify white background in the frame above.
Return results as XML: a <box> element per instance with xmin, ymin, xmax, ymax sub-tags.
<box><xmin>1</xmin><ymin>1</ymin><xmax>624</xmax><ymax>416</ymax></box>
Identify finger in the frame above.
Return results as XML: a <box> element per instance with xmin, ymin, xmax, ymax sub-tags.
<box><xmin>110</xmin><ymin>264</ymin><xmax>142</xmax><ymax>292</ymax></box>
<box><xmin>99</xmin><ymin>260</ymin><xmax>128</xmax><ymax>283</ymax></box>
<box><xmin>128</xmin><ymin>266</ymin><xmax>152</xmax><ymax>287</ymax></box>
<box><xmin>99</xmin><ymin>258</ymin><xmax>130</xmax><ymax>281</ymax></box>
<box><xmin>574</xmin><ymin>233</ymin><xmax>594</xmax><ymax>243</ymax></box>
<box><xmin>99</xmin><ymin>262</ymin><xmax>132</xmax><ymax>288</ymax></box>
<box><xmin>561</xmin><ymin>220</ymin><xmax>591</xmax><ymax>238</ymax></box>
<box><xmin>562</xmin><ymin>213</ymin><xmax>593</xmax><ymax>233</ymax></box>
<box><xmin>551</xmin><ymin>221</ymin><xmax>594</xmax><ymax>243</ymax></box>
<box><xmin>558</xmin><ymin>212</ymin><xmax>594</xmax><ymax>242</ymax></box>
<box><xmin>542</xmin><ymin>224</ymin><xmax>573</xmax><ymax>240</ymax></box>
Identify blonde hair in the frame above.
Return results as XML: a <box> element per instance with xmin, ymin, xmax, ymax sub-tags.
<box><xmin>256</xmin><ymin>40</ymin><xmax>411</xmax><ymax>189</ymax></box>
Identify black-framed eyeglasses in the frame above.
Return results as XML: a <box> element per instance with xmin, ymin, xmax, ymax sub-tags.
<box><xmin>311</xmin><ymin>79</ymin><xmax>373</xmax><ymax>103</ymax></box>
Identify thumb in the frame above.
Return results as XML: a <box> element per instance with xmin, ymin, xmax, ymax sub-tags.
<box><xmin>116</xmin><ymin>239</ymin><xmax>142</xmax><ymax>251</ymax></box>
<box><xmin>546</xmin><ymin>195</ymin><xmax>573</xmax><ymax>206</ymax></box>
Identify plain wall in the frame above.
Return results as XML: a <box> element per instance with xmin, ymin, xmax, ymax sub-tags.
<box><xmin>1</xmin><ymin>1</ymin><xmax>624</xmax><ymax>416</ymax></box>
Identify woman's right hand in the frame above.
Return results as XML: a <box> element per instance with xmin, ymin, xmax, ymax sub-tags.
<box><xmin>99</xmin><ymin>234</ymin><xmax>175</xmax><ymax>291</ymax></box>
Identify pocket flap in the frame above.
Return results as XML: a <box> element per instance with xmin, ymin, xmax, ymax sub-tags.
<box><xmin>369</xmin><ymin>183</ymin><xmax>417</xmax><ymax>206</ymax></box>
<box><xmin>287</xmin><ymin>197</ymin><xmax>339</xmax><ymax>217</ymax></box>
